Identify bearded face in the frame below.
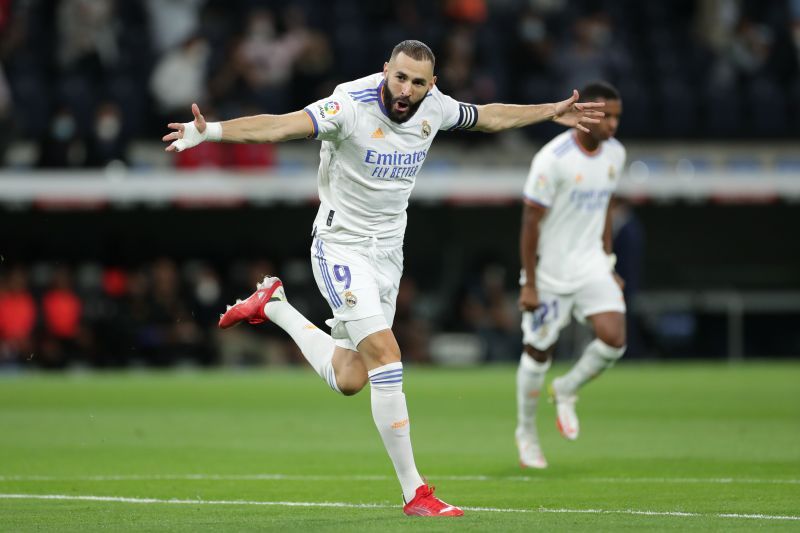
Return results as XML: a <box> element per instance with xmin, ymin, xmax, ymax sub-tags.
<box><xmin>381</xmin><ymin>52</ymin><xmax>435</xmax><ymax>124</ymax></box>
<box><xmin>382</xmin><ymin>81</ymin><xmax>427</xmax><ymax>123</ymax></box>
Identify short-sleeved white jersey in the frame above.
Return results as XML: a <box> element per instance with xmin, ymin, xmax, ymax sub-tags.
<box><xmin>304</xmin><ymin>73</ymin><xmax>477</xmax><ymax>246</ymax></box>
<box><xmin>521</xmin><ymin>130</ymin><xmax>626</xmax><ymax>293</ymax></box>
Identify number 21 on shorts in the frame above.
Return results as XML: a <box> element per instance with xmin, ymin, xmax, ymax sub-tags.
<box><xmin>530</xmin><ymin>299</ymin><xmax>558</xmax><ymax>332</ymax></box>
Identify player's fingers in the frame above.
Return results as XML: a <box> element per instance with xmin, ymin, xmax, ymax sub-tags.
<box><xmin>575</xmin><ymin>123</ymin><xmax>591</xmax><ymax>133</ymax></box>
<box><xmin>162</xmin><ymin>131</ymin><xmax>181</xmax><ymax>142</ymax></box>
<box><xmin>580</xmin><ymin>101</ymin><xmax>606</xmax><ymax>109</ymax></box>
<box><xmin>567</xmin><ymin>89</ymin><xmax>578</xmax><ymax>103</ymax></box>
<box><xmin>167</xmin><ymin>123</ymin><xmax>185</xmax><ymax>132</ymax></box>
<box><xmin>193</xmin><ymin>103</ymin><xmax>206</xmax><ymax>124</ymax></box>
<box><xmin>580</xmin><ymin>116</ymin><xmax>602</xmax><ymax>124</ymax></box>
<box><xmin>166</xmin><ymin>139</ymin><xmax>187</xmax><ymax>152</ymax></box>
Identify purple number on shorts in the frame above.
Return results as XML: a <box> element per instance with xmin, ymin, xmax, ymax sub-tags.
<box><xmin>530</xmin><ymin>299</ymin><xmax>558</xmax><ymax>332</ymax></box>
<box><xmin>333</xmin><ymin>264</ymin><xmax>351</xmax><ymax>289</ymax></box>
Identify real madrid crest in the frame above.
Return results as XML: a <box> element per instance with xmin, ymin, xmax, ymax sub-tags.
<box><xmin>608</xmin><ymin>165</ymin><xmax>616</xmax><ymax>180</ymax></box>
<box><xmin>344</xmin><ymin>290</ymin><xmax>357</xmax><ymax>307</ymax></box>
<box><xmin>421</xmin><ymin>120</ymin><xmax>431</xmax><ymax>139</ymax></box>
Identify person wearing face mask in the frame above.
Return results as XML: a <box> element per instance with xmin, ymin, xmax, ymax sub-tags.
<box><xmin>162</xmin><ymin>39</ymin><xmax>604</xmax><ymax>517</ymax></box>
<box><xmin>86</xmin><ymin>102</ymin><xmax>127</xmax><ymax>167</ymax></box>
<box><xmin>38</xmin><ymin>106</ymin><xmax>86</xmax><ymax>168</ymax></box>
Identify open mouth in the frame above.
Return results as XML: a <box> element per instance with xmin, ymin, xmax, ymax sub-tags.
<box><xmin>393</xmin><ymin>100</ymin><xmax>410</xmax><ymax>113</ymax></box>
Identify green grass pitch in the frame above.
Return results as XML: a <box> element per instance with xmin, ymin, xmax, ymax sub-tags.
<box><xmin>1</xmin><ymin>362</ymin><xmax>798</xmax><ymax>531</ymax></box>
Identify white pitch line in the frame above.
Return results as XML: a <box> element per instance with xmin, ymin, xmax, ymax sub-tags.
<box><xmin>1</xmin><ymin>474</ymin><xmax>798</xmax><ymax>485</ymax></box>
<box><xmin>0</xmin><ymin>493</ymin><xmax>798</xmax><ymax>522</ymax></box>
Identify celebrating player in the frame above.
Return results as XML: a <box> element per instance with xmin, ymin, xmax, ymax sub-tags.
<box><xmin>163</xmin><ymin>40</ymin><xmax>604</xmax><ymax>516</ymax></box>
<box><xmin>515</xmin><ymin>81</ymin><xmax>626</xmax><ymax>469</ymax></box>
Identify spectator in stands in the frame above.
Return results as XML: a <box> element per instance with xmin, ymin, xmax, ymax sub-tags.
<box><xmin>37</xmin><ymin>105</ymin><xmax>86</xmax><ymax>167</ymax></box>
<box><xmin>86</xmin><ymin>101</ymin><xmax>128</xmax><ymax>167</ymax></box>
<box><xmin>0</xmin><ymin>265</ymin><xmax>37</xmax><ymax>366</ymax></box>
<box><xmin>555</xmin><ymin>13</ymin><xmax>631</xmax><ymax>96</ymax></box>
<box><xmin>148</xmin><ymin>258</ymin><xmax>203</xmax><ymax>365</ymax></box>
<box><xmin>215</xmin><ymin>8</ymin><xmax>304</xmax><ymax>116</ymax></box>
<box><xmin>150</xmin><ymin>35</ymin><xmax>211</xmax><ymax>121</ymax></box>
<box><xmin>40</xmin><ymin>265</ymin><xmax>86</xmax><ymax>367</ymax></box>
<box><xmin>144</xmin><ymin>0</ymin><xmax>205</xmax><ymax>55</ymax></box>
<box><xmin>283</xmin><ymin>5</ymin><xmax>335</xmax><ymax>110</ymax></box>
<box><xmin>55</xmin><ymin>0</ymin><xmax>119</xmax><ymax>130</ymax></box>
<box><xmin>437</xmin><ymin>25</ymin><xmax>497</xmax><ymax>106</ymax></box>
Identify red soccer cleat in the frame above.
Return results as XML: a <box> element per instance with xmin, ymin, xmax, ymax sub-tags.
<box><xmin>402</xmin><ymin>484</ymin><xmax>464</xmax><ymax>517</ymax></box>
<box><xmin>218</xmin><ymin>276</ymin><xmax>284</xmax><ymax>329</ymax></box>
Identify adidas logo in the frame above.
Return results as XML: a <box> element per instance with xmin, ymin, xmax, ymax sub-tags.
<box><xmin>371</xmin><ymin>127</ymin><xmax>385</xmax><ymax>139</ymax></box>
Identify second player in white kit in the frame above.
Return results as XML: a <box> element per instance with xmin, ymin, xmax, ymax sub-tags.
<box><xmin>516</xmin><ymin>82</ymin><xmax>628</xmax><ymax>469</ymax></box>
<box><xmin>163</xmin><ymin>40</ymin><xmax>606</xmax><ymax>516</ymax></box>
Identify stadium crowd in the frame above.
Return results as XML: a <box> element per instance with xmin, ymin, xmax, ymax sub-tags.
<box><xmin>0</xmin><ymin>0</ymin><xmax>798</xmax><ymax>168</ymax></box>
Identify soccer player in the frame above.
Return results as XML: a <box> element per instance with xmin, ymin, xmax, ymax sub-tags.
<box><xmin>515</xmin><ymin>81</ymin><xmax>625</xmax><ymax>469</ymax></box>
<box><xmin>163</xmin><ymin>40</ymin><xmax>604</xmax><ymax>516</ymax></box>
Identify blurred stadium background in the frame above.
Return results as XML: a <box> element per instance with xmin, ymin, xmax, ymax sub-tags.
<box><xmin>1</xmin><ymin>0</ymin><xmax>799</xmax><ymax>370</ymax></box>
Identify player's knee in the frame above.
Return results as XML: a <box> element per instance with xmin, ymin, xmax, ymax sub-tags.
<box><xmin>524</xmin><ymin>344</ymin><xmax>553</xmax><ymax>364</ymax></box>
<box><xmin>597</xmin><ymin>329</ymin><xmax>626</xmax><ymax>349</ymax></box>
<box><xmin>594</xmin><ymin>317</ymin><xmax>626</xmax><ymax>349</ymax></box>
<box><xmin>338</xmin><ymin>373</ymin><xmax>368</xmax><ymax>396</ymax></box>
<box><xmin>592</xmin><ymin>338</ymin><xmax>626</xmax><ymax>363</ymax></box>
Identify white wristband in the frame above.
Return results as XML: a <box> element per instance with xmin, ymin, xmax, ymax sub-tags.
<box><xmin>606</xmin><ymin>253</ymin><xmax>617</xmax><ymax>271</ymax></box>
<box><xmin>205</xmin><ymin>121</ymin><xmax>223</xmax><ymax>141</ymax></box>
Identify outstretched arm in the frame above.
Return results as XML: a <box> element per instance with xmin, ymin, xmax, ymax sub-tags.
<box><xmin>473</xmin><ymin>90</ymin><xmax>604</xmax><ymax>134</ymax></box>
<box><xmin>162</xmin><ymin>103</ymin><xmax>314</xmax><ymax>152</ymax></box>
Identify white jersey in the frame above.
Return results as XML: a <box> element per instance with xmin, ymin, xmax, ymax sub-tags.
<box><xmin>522</xmin><ymin>130</ymin><xmax>626</xmax><ymax>293</ymax></box>
<box><xmin>304</xmin><ymin>73</ymin><xmax>477</xmax><ymax>246</ymax></box>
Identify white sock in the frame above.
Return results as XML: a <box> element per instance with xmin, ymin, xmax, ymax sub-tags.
<box><xmin>264</xmin><ymin>300</ymin><xmax>340</xmax><ymax>393</ymax></box>
<box><xmin>368</xmin><ymin>362</ymin><xmax>424</xmax><ymax>503</ymax></box>
<box><xmin>516</xmin><ymin>353</ymin><xmax>551</xmax><ymax>435</ymax></box>
<box><xmin>557</xmin><ymin>339</ymin><xmax>626</xmax><ymax>395</ymax></box>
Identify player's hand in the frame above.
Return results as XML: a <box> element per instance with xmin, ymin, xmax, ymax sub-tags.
<box><xmin>163</xmin><ymin>103</ymin><xmax>208</xmax><ymax>152</ymax></box>
<box><xmin>552</xmin><ymin>90</ymin><xmax>605</xmax><ymax>133</ymax></box>
<box><xmin>613</xmin><ymin>272</ymin><xmax>626</xmax><ymax>290</ymax></box>
<box><xmin>518</xmin><ymin>285</ymin><xmax>541</xmax><ymax>312</ymax></box>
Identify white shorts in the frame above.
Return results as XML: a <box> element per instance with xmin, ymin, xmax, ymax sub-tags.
<box><xmin>521</xmin><ymin>273</ymin><xmax>626</xmax><ymax>350</ymax></box>
<box><xmin>310</xmin><ymin>237</ymin><xmax>402</xmax><ymax>350</ymax></box>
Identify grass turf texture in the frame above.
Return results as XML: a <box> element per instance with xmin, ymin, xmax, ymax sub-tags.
<box><xmin>1</xmin><ymin>362</ymin><xmax>798</xmax><ymax>531</ymax></box>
